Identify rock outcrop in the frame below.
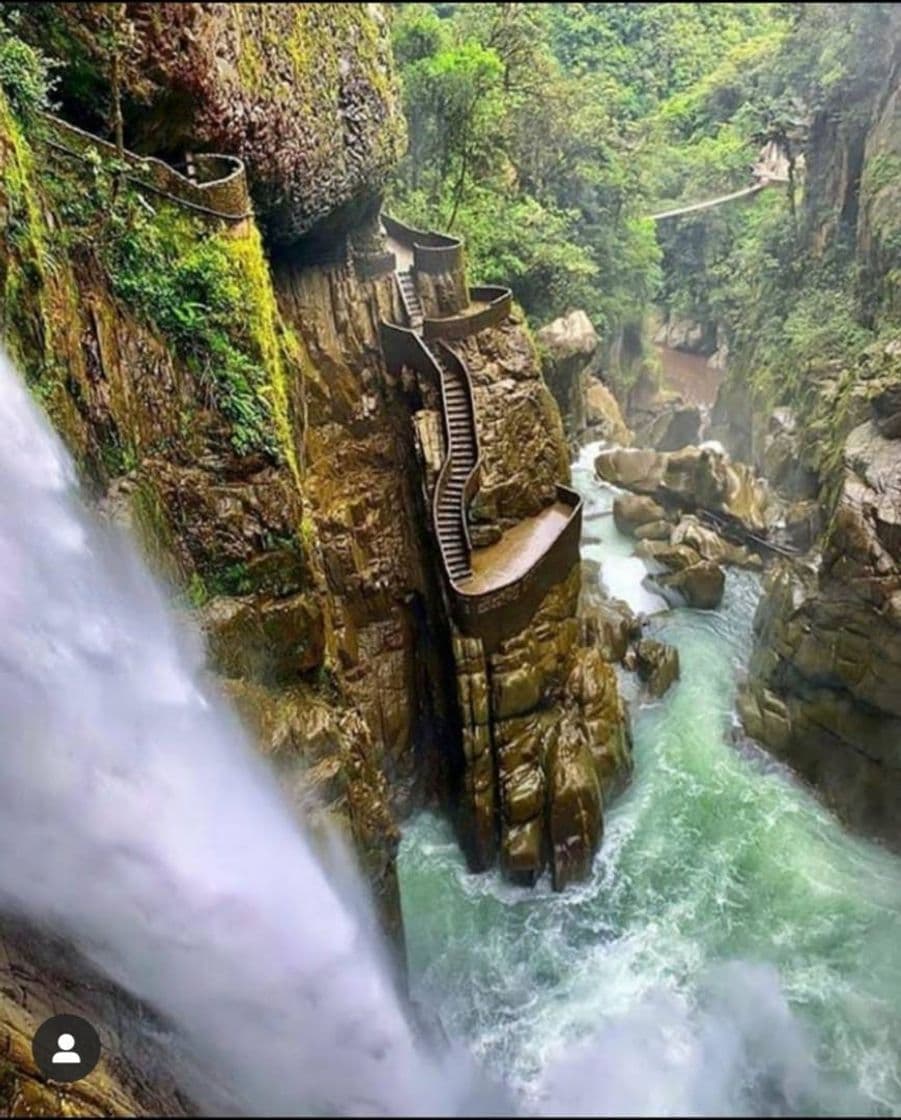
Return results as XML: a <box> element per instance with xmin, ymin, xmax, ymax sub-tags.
<box><xmin>440</xmin><ymin>319</ymin><xmax>632</xmax><ymax>887</ymax></box>
<box><xmin>596</xmin><ymin>443</ymin><xmax>771</xmax><ymax>532</ymax></box>
<box><xmin>635</xmin><ymin>637</ymin><xmax>680</xmax><ymax>698</ymax></box>
<box><xmin>538</xmin><ymin>309</ymin><xmax>631</xmax><ymax>445</ymax></box>
<box><xmin>18</xmin><ymin>3</ymin><xmax>406</xmax><ymax>245</ymax></box>
<box><xmin>739</xmin><ymin>415</ymin><xmax>901</xmax><ymax>850</ymax></box>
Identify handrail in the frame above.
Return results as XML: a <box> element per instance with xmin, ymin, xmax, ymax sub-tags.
<box><xmin>380</xmin><ymin>320</ymin><xmax>583</xmax><ymax>648</ymax></box>
<box><xmin>37</xmin><ymin>113</ymin><xmax>252</xmax><ymax>221</ymax></box>
<box><xmin>455</xmin><ymin>484</ymin><xmax>583</xmax><ymax>651</ymax></box>
<box><xmin>379</xmin><ymin>323</ymin><xmax>479</xmax><ymax>579</ymax></box>
<box><xmin>393</xmin><ymin>271</ymin><xmax>419</xmax><ymax>329</ymax></box>
<box><xmin>382</xmin><ymin>213</ymin><xmax>464</xmax><ymax>274</ymax></box>
<box><xmin>422</xmin><ymin>285</ymin><xmax>512</xmax><ymax>341</ymax></box>
<box><xmin>381</xmin><ymin>213</ymin><xmax>460</xmax><ymax>249</ymax></box>
<box><xmin>431</xmin><ymin>340</ymin><xmax>482</xmax><ymax>557</ymax></box>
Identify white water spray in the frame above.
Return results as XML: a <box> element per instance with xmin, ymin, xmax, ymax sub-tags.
<box><xmin>0</xmin><ymin>352</ymin><xmax>484</xmax><ymax>1115</ymax></box>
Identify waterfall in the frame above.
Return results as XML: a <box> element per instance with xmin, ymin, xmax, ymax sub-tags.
<box><xmin>0</xmin><ymin>351</ymin><xmax>484</xmax><ymax>1116</ymax></box>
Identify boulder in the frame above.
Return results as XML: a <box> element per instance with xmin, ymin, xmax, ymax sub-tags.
<box><xmin>613</xmin><ymin>493</ymin><xmax>668</xmax><ymax>536</ymax></box>
<box><xmin>578</xmin><ymin>571</ymin><xmax>639</xmax><ymax>663</ymax></box>
<box><xmin>658</xmin><ymin>561</ymin><xmax>725</xmax><ymax>610</ymax></box>
<box><xmin>635</xmin><ymin>638</ymin><xmax>680</xmax><ymax>697</ymax></box>
<box><xmin>538</xmin><ymin>309</ymin><xmax>600</xmax><ymax>373</ymax></box>
<box><xmin>635</xmin><ymin>540</ymin><xmax>703</xmax><ymax>572</ymax></box>
<box><xmin>584</xmin><ymin>377</ymin><xmax>633</xmax><ymax>445</ymax></box>
<box><xmin>596</xmin><ymin>444</ymin><xmax>769</xmax><ymax>532</ymax></box>
<box><xmin>634</xmin><ymin>519</ymin><xmax>673</xmax><ymax>542</ymax></box>
<box><xmin>538</xmin><ymin>310</ymin><xmax>624</xmax><ymax>439</ymax></box>
<box><xmin>670</xmin><ymin>514</ymin><xmax>761</xmax><ymax>570</ymax></box>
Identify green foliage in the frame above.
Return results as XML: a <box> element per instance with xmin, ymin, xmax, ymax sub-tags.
<box><xmin>389</xmin><ymin>3</ymin><xmax>785</xmax><ymax>342</ymax></box>
<box><xmin>102</xmin><ymin>201</ymin><xmax>279</xmax><ymax>457</ymax></box>
<box><xmin>0</xmin><ymin>20</ymin><xmax>55</xmax><ymax>119</ymax></box>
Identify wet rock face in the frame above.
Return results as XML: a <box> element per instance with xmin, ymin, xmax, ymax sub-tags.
<box><xmin>0</xmin><ymin>915</ymin><xmax>192</xmax><ymax>1117</ymax></box>
<box><xmin>444</xmin><ymin>317</ymin><xmax>632</xmax><ymax>889</ymax></box>
<box><xmin>635</xmin><ymin>638</ymin><xmax>680</xmax><ymax>698</ymax></box>
<box><xmin>23</xmin><ymin>3</ymin><xmax>406</xmax><ymax>245</ymax></box>
<box><xmin>537</xmin><ymin>310</ymin><xmax>631</xmax><ymax>445</ymax></box>
<box><xmin>625</xmin><ymin>369</ymin><xmax>703</xmax><ymax>452</ymax></box>
<box><xmin>460</xmin><ymin>315</ymin><xmax>570</xmax><ymax>529</ymax></box>
<box><xmin>488</xmin><ymin>578</ymin><xmax>630</xmax><ymax>889</ymax></box>
<box><xmin>740</xmin><ymin>417</ymin><xmax>901</xmax><ymax>850</ymax></box>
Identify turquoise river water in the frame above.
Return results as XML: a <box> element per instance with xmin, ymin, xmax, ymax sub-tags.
<box><xmin>399</xmin><ymin>443</ymin><xmax>901</xmax><ymax>1117</ymax></box>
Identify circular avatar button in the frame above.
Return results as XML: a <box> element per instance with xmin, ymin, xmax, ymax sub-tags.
<box><xmin>32</xmin><ymin>1013</ymin><xmax>101</xmax><ymax>1083</ymax></box>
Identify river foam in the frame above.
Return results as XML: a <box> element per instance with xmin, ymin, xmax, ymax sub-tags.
<box><xmin>400</xmin><ymin>447</ymin><xmax>901</xmax><ymax>1117</ymax></box>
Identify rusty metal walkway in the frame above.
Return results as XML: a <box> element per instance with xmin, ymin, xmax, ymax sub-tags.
<box><xmin>379</xmin><ymin>220</ymin><xmax>583</xmax><ymax>647</ymax></box>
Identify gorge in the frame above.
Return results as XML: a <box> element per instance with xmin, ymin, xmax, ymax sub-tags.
<box><xmin>0</xmin><ymin>3</ymin><xmax>899</xmax><ymax>1116</ymax></box>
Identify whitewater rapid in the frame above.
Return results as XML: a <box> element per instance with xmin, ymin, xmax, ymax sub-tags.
<box><xmin>0</xmin><ymin>353</ymin><xmax>487</xmax><ymax>1115</ymax></box>
<box><xmin>3</xmin><ymin>349</ymin><xmax>899</xmax><ymax>1118</ymax></box>
<box><xmin>400</xmin><ymin>442</ymin><xmax>901</xmax><ymax>1118</ymax></box>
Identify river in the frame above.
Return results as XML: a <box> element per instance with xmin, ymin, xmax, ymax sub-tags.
<box><xmin>399</xmin><ymin>442</ymin><xmax>901</xmax><ymax>1117</ymax></box>
<box><xmin>655</xmin><ymin>344</ymin><xmax>722</xmax><ymax>408</ymax></box>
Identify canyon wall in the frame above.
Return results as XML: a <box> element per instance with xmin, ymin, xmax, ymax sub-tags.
<box><xmin>711</xmin><ymin>8</ymin><xmax>901</xmax><ymax>850</ymax></box>
<box><xmin>0</xmin><ymin>4</ymin><xmax>631</xmax><ymax>1109</ymax></box>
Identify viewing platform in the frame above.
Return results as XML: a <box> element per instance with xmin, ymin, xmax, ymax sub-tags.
<box><xmin>379</xmin><ymin>215</ymin><xmax>582</xmax><ymax>649</ymax></box>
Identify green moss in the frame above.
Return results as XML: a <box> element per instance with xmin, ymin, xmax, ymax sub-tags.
<box><xmin>861</xmin><ymin>152</ymin><xmax>901</xmax><ymax>201</ymax></box>
<box><xmin>0</xmin><ymin>85</ymin><xmax>79</xmax><ymax>430</ymax></box>
<box><xmin>183</xmin><ymin>572</ymin><xmax>209</xmax><ymax>610</ymax></box>
<box><xmin>218</xmin><ymin>225</ymin><xmax>303</xmax><ymax>478</ymax></box>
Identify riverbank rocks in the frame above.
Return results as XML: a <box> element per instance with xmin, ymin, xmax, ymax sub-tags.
<box><xmin>635</xmin><ymin>638</ymin><xmax>680</xmax><ymax>697</ymax></box>
<box><xmin>579</xmin><ymin>558</ymin><xmax>641</xmax><ymax>663</ymax></box>
<box><xmin>739</xmin><ymin>416</ymin><xmax>901</xmax><ymax>851</ymax></box>
<box><xmin>613</xmin><ymin>493</ymin><xmax>669</xmax><ymax>536</ymax></box>
<box><xmin>670</xmin><ymin>514</ymin><xmax>761</xmax><ymax>570</ymax></box>
<box><xmin>595</xmin><ymin>443</ymin><xmax>770</xmax><ymax>532</ymax></box>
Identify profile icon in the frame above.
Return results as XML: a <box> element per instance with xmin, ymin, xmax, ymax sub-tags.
<box><xmin>32</xmin><ymin>1014</ymin><xmax>100</xmax><ymax>1082</ymax></box>
<box><xmin>52</xmin><ymin>1032</ymin><xmax>81</xmax><ymax>1065</ymax></box>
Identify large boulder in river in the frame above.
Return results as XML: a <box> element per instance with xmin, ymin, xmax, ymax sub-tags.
<box><xmin>595</xmin><ymin>444</ymin><xmax>769</xmax><ymax>532</ymax></box>
<box><xmin>635</xmin><ymin>638</ymin><xmax>680</xmax><ymax>697</ymax></box>
<box><xmin>20</xmin><ymin>3</ymin><xmax>406</xmax><ymax>245</ymax></box>
<box><xmin>658</xmin><ymin>560</ymin><xmax>725</xmax><ymax>610</ymax></box>
<box><xmin>613</xmin><ymin>493</ymin><xmax>668</xmax><ymax>536</ymax></box>
<box><xmin>670</xmin><ymin>514</ymin><xmax>761</xmax><ymax>570</ymax></box>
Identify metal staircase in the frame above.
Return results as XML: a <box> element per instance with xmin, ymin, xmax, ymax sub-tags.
<box><xmin>426</xmin><ymin>341</ymin><xmax>476</xmax><ymax>582</ymax></box>
<box><xmin>397</xmin><ymin>268</ymin><xmax>424</xmax><ymax>330</ymax></box>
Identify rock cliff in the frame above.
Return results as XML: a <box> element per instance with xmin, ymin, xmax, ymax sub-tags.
<box><xmin>709</xmin><ymin>8</ymin><xmax>901</xmax><ymax>848</ymax></box>
<box><xmin>16</xmin><ymin>3</ymin><xmax>406</xmax><ymax>245</ymax></box>
<box><xmin>0</xmin><ymin>6</ymin><xmax>632</xmax><ymax>1111</ymax></box>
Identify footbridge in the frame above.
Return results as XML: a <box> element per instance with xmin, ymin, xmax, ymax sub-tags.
<box><xmin>648</xmin><ymin>140</ymin><xmax>790</xmax><ymax>222</ymax></box>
